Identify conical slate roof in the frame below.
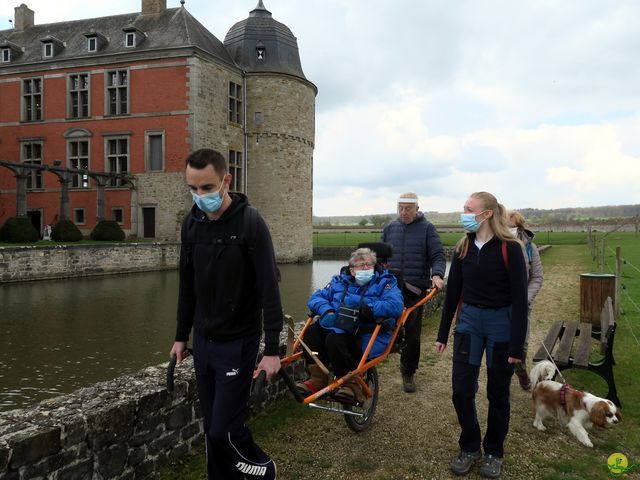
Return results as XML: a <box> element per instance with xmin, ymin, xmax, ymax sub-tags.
<box><xmin>224</xmin><ymin>1</ymin><xmax>306</xmax><ymax>79</ymax></box>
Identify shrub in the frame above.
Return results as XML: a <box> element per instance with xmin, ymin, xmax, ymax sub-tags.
<box><xmin>90</xmin><ymin>220</ymin><xmax>125</xmax><ymax>241</ymax></box>
<box><xmin>51</xmin><ymin>218</ymin><xmax>83</xmax><ymax>242</ymax></box>
<box><xmin>0</xmin><ymin>217</ymin><xmax>40</xmax><ymax>243</ymax></box>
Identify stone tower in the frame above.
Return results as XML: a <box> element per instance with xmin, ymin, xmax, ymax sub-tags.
<box><xmin>225</xmin><ymin>1</ymin><xmax>317</xmax><ymax>263</ymax></box>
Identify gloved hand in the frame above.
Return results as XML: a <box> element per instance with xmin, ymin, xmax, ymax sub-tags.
<box><xmin>319</xmin><ymin>311</ymin><xmax>337</xmax><ymax>328</ymax></box>
<box><xmin>358</xmin><ymin>304</ymin><xmax>374</xmax><ymax>323</ymax></box>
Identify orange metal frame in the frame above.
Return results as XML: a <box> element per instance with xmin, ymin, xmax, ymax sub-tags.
<box><xmin>280</xmin><ymin>288</ymin><xmax>438</xmax><ymax>405</ymax></box>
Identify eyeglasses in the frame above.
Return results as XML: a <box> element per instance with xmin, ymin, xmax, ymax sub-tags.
<box><xmin>351</xmin><ymin>262</ymin><xmax>374</xmax><ymax>270</ymax></box>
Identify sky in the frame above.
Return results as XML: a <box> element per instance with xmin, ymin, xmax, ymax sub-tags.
<box><xmin>2</xmin><ymin>0</ymin><xmax>640</xmax><ymax>216</ymax></box>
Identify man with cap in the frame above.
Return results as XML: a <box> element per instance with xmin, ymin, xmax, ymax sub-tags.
<box><xmin>381</xmin><ymin>192</ymin><xmax>446</xmax><ymax>392</ymax></box>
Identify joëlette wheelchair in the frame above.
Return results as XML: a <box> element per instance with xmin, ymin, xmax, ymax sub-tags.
<box><xmin>275</xmin><ymin>242</ymin><xmax>438</xmax><ymax>433</ymax></box>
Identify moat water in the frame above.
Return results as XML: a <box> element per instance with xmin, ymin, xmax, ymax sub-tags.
<box><xmin>0</xmin><ymin>260</ymin><xmax>346</xmax><ymax>411</ymax></box>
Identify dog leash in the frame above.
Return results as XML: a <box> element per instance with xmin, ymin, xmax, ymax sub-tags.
<box><xmin>542</xmin><ymin>343</ymin><xmax>567</xmax><ymax>383</ymax></box>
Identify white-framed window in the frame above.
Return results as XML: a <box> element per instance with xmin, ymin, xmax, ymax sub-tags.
<box><xmin>125</xmin><ymin>32</ymin><xmax>135</xmax><ymax>48</ymax></box>
<box><xmin>145</xmin><ymin>131</ymin><xmax>164</xmax><ymax>172</ymax></box>
<box><xmin>68</xmin><ymin>140</ymin><xmax>90</xmax><ymax>188</ymax></box>
<box><xmin>22</xmin><ymin>142</ymin><xmax>43</xmax><ymax>190</ymax></box>
<box><xmin>228</xmin><ymin>81</ymin><xmax>243</xmax><ymax>124</ymax></box>
<box><xmin>105</xmin><ymin>70</ymin><xmax>128</xmax><ymax>115</ymax></box>
<box><xmin>106</xmin><ymin>137</ymin><xmax>129</xmax><ymax>187</ymax></box>
<box><xmin>43</xmin><ymin>42</ymin><xmax>53</xmax><ymax>58</ymax></box>
<box><xmin>87</xmin><ymin>37</ymin><xmax>97</xmax><ymax>52</ymax></box>
<box><xmin>68</xmin><ymin>73</ymin><xmax>90</xmax><ymax>118</ymax></box>
<box><xmin>228</xmin><ymin>149</ymin><xmax>244</xmax><ymax>193</ymax></box>
<box><xmin>74</xmin><ymin>208</ymin><xmax>85</xmax><ymax>225</ymax></box>
<box><xmin>111</xmin><ymin>208</ymin><xmax>124</xmax><ymax>224</ymax></box>
<box><xmin>22</xmin><ymin>78</ymin><xmax>43</xmax><ymax>122</ymax></box>
<box><xmin>1</xmin><ymin>48</ymin><xmax>10</xmax><ymax>63</ymax></box>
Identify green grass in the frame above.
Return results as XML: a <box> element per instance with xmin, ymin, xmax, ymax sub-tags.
<box><xmin>532</xmin><ymin>232</ymin><xmax>640</xmax><ymax>479</ymax></box>
<box><xmin>312</xmin><ymin>230</ymin><xmax>590</xmax><ymax>247</ymax></box>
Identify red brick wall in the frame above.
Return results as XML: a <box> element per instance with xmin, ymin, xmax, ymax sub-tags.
<box><xmin>0</xmin><ymin>58</ymin><xmax>191</xmax><ymax>233</ymax></box>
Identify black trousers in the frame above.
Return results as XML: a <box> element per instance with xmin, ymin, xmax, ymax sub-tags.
<box><xmin>302</xmin><ymin>322</ymin><xmax>362</xmax><ymax>377</ymax></box>
<box><xmin>192</xmin><ymin>333</ymin><xmax>276</xmax><ymax>479</ymax></box>
<box><xmin>400</xmin><ymin>303</ymin><xmax>424</xmax><ymax>375</ymax></box>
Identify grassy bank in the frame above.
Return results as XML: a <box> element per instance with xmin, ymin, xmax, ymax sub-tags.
<box><xmin>154</xmin><ymin>234</ymin><xmax>639</xmax><ymax>479</ymax></box>
<box><xmin>313</xmin><ymin>231</ymin><xmax>590</xmax><ymax>248</ymax></box>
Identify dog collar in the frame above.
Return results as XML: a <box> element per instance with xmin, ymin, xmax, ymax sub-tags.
<box><xmin>560</xmin><ymin>383</ymin><xmax>571</xmax><ymax>414</ymax></box>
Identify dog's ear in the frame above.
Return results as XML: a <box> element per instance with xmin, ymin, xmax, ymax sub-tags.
<box><xmin>590</xmin><ymin>401</ymin><xmax>608</xmax><ymax>427</ymax></box>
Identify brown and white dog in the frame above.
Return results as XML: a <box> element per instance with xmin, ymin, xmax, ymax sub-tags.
<box><xmin>530</xmin><ymin>360</ymin><xmax>621</xmax><ymax>447</ymax></box>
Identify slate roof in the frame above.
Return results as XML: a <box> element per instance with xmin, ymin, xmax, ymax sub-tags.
<box><xmin>224</xmin><ymin>1</ymin><xmax>307</xmax><ymax>80</ymax></box>
<box><xmin>0</xmin><ymin>7</ymin><xmax>235</xmax><ymax>69</ymax></box>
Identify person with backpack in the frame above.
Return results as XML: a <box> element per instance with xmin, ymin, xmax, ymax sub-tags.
<box><xmin>170</xmin><ymin>149</ymin><xmax>282</xmax><ymax>480</ymax></box>
<box><xmin>295</xmin><ymin>247</ymin><xmax>404</xmax><ymax>403</ymax></box>
<box><xmin>435</xmin><ymin>192</ymin><xmax>527</xmax><ymax>479</ymax></box>
<box><xmin>381</xmin><ymin>192</ymin><xmax>446</xmax><ymax>393</ymax></box>
<box><xmin>507</xmin><ymin>210</ymin><xmax>544</xmax><ymax>390</ymax></box>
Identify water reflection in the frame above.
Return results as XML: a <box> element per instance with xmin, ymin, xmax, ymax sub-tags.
<box><xmin>0</xmin><ymin>260</ymin><xmax>347</xmax><ymax>411</ymax></box>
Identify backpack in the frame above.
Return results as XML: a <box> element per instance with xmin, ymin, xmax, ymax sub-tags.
<box><xmin>181</xmin><ymin>205</ymin><xmax>259</xmax><ymax>264</ymax></box>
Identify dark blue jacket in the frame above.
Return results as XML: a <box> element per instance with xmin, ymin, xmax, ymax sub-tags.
<box><xmin>308</xmin><ymin>269</ymin><xmax>404</xmax><ymax>358</ymax></box>
<box><xmin>381</xmin><ymin>212</ymin><xmax>446</xmax><ymax>288</ymax></box>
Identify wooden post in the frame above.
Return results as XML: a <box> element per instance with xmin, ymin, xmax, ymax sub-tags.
<box><xmin>580</xmin><ymin>273</ymin><xmax>616</xmax><ymax>327</ymax></box>
<box><xmin>601</xmin><ymin>238</ymin><xmax>606</xmax><ymax>272</ymax></box>
<box><xmin>615</xmin><ymin>246</ymin><xmax>621</xmax><ymax>316</ymax></box>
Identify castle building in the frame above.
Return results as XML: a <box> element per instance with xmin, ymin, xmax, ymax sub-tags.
<box><xmin>0</xmin><ymin>0</ymin><xmax>316</xmax><ymax>262</ymax></box>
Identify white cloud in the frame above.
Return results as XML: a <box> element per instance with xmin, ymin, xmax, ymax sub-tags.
<box><xmin>3</xmin><ymin>0</ymin><xmax>640</xmax><ymax>215</ymax></box>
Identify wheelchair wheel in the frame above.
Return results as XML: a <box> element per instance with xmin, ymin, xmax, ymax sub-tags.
<box><xmin>344</xmin><ymin>367</ymin><xmax>379</xmax><ymax>433</ymax></box>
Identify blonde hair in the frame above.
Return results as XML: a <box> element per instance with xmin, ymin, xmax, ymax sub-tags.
<box><xmin>508</xmin><ymin>210</ymin><xmax>526</xmax><ymax>230</ymax></box>
<box><xmin>456</xmin><ymin>192</ymin><xmax>520</xmax><ymax>259</ymax></box>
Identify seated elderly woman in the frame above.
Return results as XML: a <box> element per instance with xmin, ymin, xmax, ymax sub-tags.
<box><xmin>296</xmin><ymin>247</ymin><xmax>404</xmax><ymax>403</ymax></box>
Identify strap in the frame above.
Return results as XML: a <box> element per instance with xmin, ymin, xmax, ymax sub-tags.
<box><xmin>501</xmin><ymin>240</ymin><xmax>509</xmax><ymax>270</ymax></box>
<box><xmin>243</xmin><ymin>205</ymin><xmax>258</xmax><ymax>255</ymax></box>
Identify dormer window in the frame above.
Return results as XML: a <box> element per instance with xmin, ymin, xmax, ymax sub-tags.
<box><xmin>39</xmin><ymin>36</ymin><xmax>64</xmax><ymax>59</ymax></box>
<box><xmin>43</xmin><ymin>42</ymin><xmax>53</xmax><ymax>58</ymax></box>
<box><xmin>125</xmin><ymin>32</ymin><xmax>135</xmax><ymax>48</ymax></box>
<box><xmin>1</xmin><ymin>48</ymin><xmax>9</xmax><ymax>63</ymax></box>
<box><xmin>123</xmin><ymin>26</ymin><xmax>146</xmax><ymax>48</ymax></box>
<box><xmin>84</xmin><ymin>31</ymin><xmax>108</xmax><ymax>53</ymax></box>
<box><xmin>256</xmin><ymin>41</ymin><xmax>265</xmax><ymax>61</ymax></box>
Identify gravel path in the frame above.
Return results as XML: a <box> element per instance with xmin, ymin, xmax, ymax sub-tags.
<box><xmin>254</xmin><ymin>248</ymin><xmax>617</xmax><ymax>479</ymax></box>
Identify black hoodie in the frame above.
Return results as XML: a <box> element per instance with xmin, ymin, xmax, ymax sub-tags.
<box><xmin>175</xmin><ymin>193</ymin><xmax>283</xmax><ymax>356</ymax></box>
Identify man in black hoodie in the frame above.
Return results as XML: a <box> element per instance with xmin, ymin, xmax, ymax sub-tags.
<box><xmin>170</xmin><ymin>149</ymin><xmax>282</xmax><ymax>479</ymax></box>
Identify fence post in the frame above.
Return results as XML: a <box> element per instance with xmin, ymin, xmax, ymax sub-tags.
<box><xmin>601</xmin><ymin>238</ymin><xmax>606</xmax><ymax>273</ymax></box>
<box><xmin>615</xmin><ymin>246</ymin><xmax>621</xmax><ymax>316</ymax></box>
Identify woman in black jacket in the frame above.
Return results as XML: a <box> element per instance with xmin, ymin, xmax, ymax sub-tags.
<box><xmin>435</xmin><ymin>191</ymin><xmax>527</xmax><ymax>479</ymax></box>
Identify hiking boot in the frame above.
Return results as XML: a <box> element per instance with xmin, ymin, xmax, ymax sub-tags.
<box><xmin>295</xmin><ymin>365</ymin><xmax>328</xmax><ymax>396</ymax></box>
<box><xmin>334</xmin><ymin>379</ymin><xmax>365</xmax><ymax>404</ymax></box>
<box><xmin>450</xmin><ymin>450</ymin><xmax>481</xmax><ymax>476</ymax></box>
<box><xmin>402</xmin><ymin>373</ymin><xmax>416</xmax><ymax>393</ymax></box>
<box><xmin>479</xmin><ymin>454</ymin><xmax>502</xmax><ymax>478</ymax></box>
<box><xmin>514</xmin><ymin>362</ymin><xmax>531</xmax><ymax>390</ymax></box>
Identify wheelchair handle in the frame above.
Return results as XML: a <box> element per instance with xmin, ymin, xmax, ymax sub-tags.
<box><xmin>279</xmin><ymin>366</ymin><xmax>305</xmax><ymax>403</ymax></box>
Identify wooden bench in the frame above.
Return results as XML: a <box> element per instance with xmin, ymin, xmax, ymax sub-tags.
<box><xmin>533</xmin><ymin>296</ymin><xmax>620</xmax><ymax>406</ymax></box>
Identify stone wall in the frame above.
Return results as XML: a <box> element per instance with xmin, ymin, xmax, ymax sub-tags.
<box><xmin>0</xmin><ymin>353</ymin><xmax>305</xmax><ymax>480</ymax></box>
<box><xmin>0</xmin><ymin>244</ymin><xmax>179</xmax><ymax>283</ymax></box>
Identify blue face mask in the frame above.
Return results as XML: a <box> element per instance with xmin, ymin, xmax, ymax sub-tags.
<box><xmin>192</xmin><ymin>188</ymin><xmax>223</xmax><ymax>213</ymax></box>
<box><xmin>354</xmin><ymin>269</ymin><xmax>375</xmax><ymax>286</ymax></box>
<box><xmin>460</xmin><ymin>212</ymin><xmax>485</xmax><ymax>233</ymax></box>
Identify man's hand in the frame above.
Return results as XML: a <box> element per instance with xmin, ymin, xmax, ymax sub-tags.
<box><xmin>435</xmin><ymin>341</ymin><xmax>447</xmax><ymax>353</ymax></box>
<box><xmin>508</xmin><ymin>357</ymin><xmax>522</xmax><ymax>364</ymax></box>
<box><xmin>254</xmin><ymin>355</ymin><xmax>281</xmax><ymax>380</ymax></box>
<box><xmin>432</xmin><ymin>275</ymin><xmax>445</xmax><ymax>290</ymax></box>
<box><xmin>170</xmin><ymin>341</ymin><xmax>188</xmax><ymax>363</ymax></box>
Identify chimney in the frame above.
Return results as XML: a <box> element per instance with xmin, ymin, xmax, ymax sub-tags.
<box><xmin>141</xmin><ymin>0</ymin><xmax>166</xmax><ymax>14</ymax></box>
<box><xmin>14</xmin><ymin>4</ymin><xmax>34</xmax><ymax>31</ymax></box>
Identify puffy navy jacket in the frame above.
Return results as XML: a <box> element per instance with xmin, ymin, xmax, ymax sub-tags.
<box><xmin>381</xmin><ymin>212</ymin><xmax>446</xmax><ymax>287</ymax></box>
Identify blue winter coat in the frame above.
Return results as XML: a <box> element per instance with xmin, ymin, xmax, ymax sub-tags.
<box><xmin>307</xmin><ymin>268</ymin><xmax>404</xmax><ymax>358</ymax></box>
<box><xmin>381</xmin><ymin>212</ymin><xmax>446</xmax><ymax>288</ymax></box>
